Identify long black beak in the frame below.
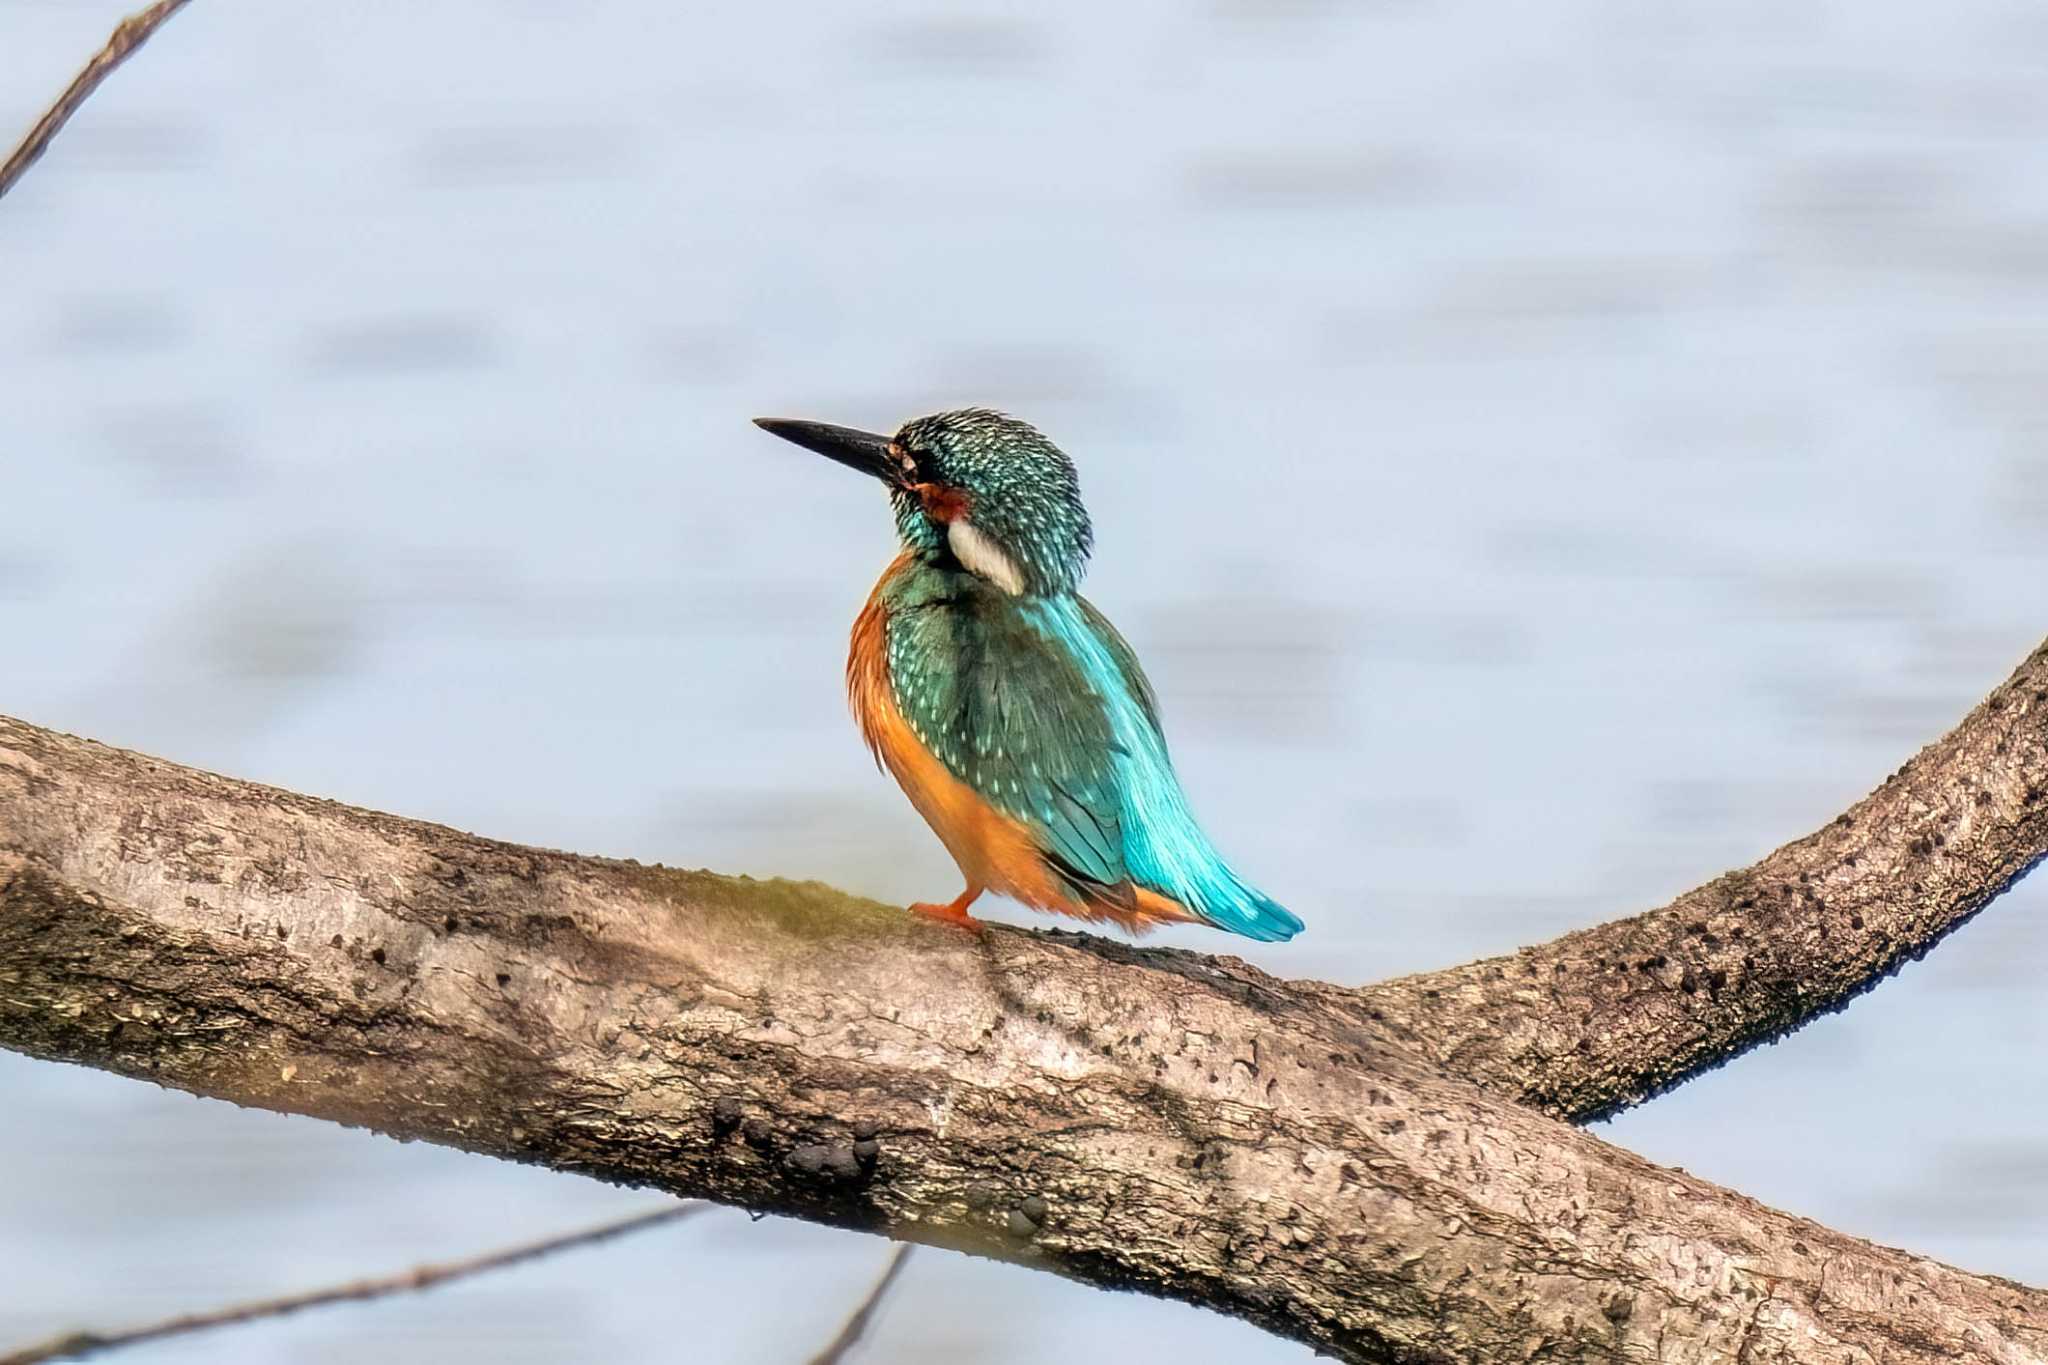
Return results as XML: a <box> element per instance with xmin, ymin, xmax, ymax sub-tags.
<box><xmin>753</xmin><ymin>417</ymin><xmax>900</xmax><ymax>484</ymax></box>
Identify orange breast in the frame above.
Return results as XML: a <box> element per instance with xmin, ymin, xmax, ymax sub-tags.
<box><xmin>848</xmin><ymin>555</ymin><xmax>1064</xmax><ymax>907</ymax></box>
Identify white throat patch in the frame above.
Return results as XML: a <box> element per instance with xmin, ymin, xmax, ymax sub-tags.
<box><xmin>948</xmin><ymin>518</ymin><xmax>1027</xmax><ymax>595</ymax></box>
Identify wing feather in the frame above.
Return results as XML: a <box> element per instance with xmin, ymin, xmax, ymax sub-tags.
<box><xmin>885</xmin><ymin>573</ymin><xmax>1128</xmax><ymax>897</ymax></box>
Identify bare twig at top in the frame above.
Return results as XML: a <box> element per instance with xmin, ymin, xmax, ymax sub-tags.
<box><xmin>0</xmin><ymin>0</ymin><xmax>196</xmax><ymax>202</ymax></box>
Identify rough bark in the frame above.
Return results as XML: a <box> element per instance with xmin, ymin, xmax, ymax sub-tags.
<box><xmin>2</xmin><ymin>686</ymin><xmax>2045</xmax><ymax>1362</ymax></box>
<box><xmin>1363</xmin><ymin>637</ymin><xmax>2048</xmax><ymax>1121</ymax></box>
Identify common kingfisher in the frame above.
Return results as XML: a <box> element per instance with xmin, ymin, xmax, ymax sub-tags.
<box><xmin>754</xmin><ymin>408</ymin><xmax>1304</xmax><ymax>943</ymax></box>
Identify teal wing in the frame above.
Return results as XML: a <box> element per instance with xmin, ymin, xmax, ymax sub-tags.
<box><xmin>883</xmin><ymin>568</ymin><xmax>1304</xmax><ymax>942</ymax></box>
<box><xmin>1074</xmin><ymin>595</ymin><xmax>1160</xmax><ymax>733</ymax></box>
<box><xmin>1031</xmin><ymin>594</ymin><xmax>1308</xmax><ymax>944</ymax></box>
<box><xmin>885</xmin><ymin>578</ymin><xmax>1132</xmax><ymax>904</ymax></box>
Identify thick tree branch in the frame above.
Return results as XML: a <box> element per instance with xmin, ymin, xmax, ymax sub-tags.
<box><xmin>0</xmin><ymin>0</ymin><xmax>194</xmax><ymax>203</ymax></box>
<box><xmin>0</xmin><ymin>1203</ymin><xmax>700</xmax><ymax>1365</ymax></box>
<box><xmin>1363</xmin><ymin>638</ymin><xmax>2048</xmax><ymax>1121</ymax></box>
<box><xmin>2</xmin><ymin>663</ymin><xmax>2044</xmax><ymax>1361</ymax></box>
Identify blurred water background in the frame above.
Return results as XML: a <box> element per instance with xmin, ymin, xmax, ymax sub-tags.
<box><xmin>3</xmin><ymin>1</ymin><xmax>2046</xmax><ymax>1360</ymax></box>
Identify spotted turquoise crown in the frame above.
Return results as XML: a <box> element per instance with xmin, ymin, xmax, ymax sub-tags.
<box><xmin>891</xmin><ymin>409</ymin><xmax>1094</xmax><ymax>596</ymax></box>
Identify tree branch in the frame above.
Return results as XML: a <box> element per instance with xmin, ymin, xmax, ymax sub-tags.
<box><xmin>1361</xmin><ymin>637</ymin><xmax>2048</xmax><ymax>1120</ymax></box>
<box><xmin>0</xmin><ymin>0</ymin><xmax>194</xmax><ymax>203</ymax></box>
<box><xmin>0</xmin><ymin>1203</ymin><xmax>701</xmax><ymax>1365</ymax></box>
<box><xmin>0</xmin><ymin>642</ymin><xmax>2042</xmax><ymax>1362</ymax></box>
<box><xmin>805</xmin><ymin>1245</ymin><xmax>914</xmax><ymax>1365</ymax></box>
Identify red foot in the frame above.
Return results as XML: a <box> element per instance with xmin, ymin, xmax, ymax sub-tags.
<box><xmin>911</xmin><ymin>887</ymin><xmax>985</xmax><ymax>931</ymax></box>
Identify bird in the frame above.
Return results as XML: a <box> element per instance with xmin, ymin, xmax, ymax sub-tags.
<box><xmin>753</xmin><ymin>408</ymin><xmax>1303</xmax><ymax>943</ymax></box>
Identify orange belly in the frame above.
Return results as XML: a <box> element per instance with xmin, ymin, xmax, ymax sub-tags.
<box><xmin>846</xmin><ymin>555</ymin><xmax>1196</xmax><ymax>932</ymax></box>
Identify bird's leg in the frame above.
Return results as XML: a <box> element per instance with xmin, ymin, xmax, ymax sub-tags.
<box><xmin>910</xmin><ymin>885</ymin><xmax>985</xmax><ymax>930</ymax></box>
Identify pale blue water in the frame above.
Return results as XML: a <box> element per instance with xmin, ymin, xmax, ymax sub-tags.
<box><xmin>3</xmin><ymin>1</ymin><xmax>2046</xmax><ymax>1360</ymax></box>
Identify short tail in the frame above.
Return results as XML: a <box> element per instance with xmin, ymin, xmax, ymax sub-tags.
<box><xmin>1139</xmin><ymin>876</ymin><xmax>1304</xmax><ymax>943</ymax></box>
<box><xmin>1205</xmin><ymin>881</ymin><xmax>1305</xmax><ymax>943</ymax></box>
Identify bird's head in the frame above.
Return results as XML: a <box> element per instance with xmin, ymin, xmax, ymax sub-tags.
<box><xmin>754</xmin><ymin>407</ymin><xmax>1093</xmax><ymax>596</ymax></box>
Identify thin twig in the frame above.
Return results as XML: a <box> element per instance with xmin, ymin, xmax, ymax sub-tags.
<box><xmin>0</xmin><ymin>1202</ymin><xmax>703</xmax><ymax>1365</ymax></box>
<box><xmin>0</xmin><ymin>0</ymin><xmax>195</xmax><ymax>202</ymax></box>
<box><xmin>805</xmin><ymin>1244</ymin><xmax>915</xmax><ymax>1365</ymax></box>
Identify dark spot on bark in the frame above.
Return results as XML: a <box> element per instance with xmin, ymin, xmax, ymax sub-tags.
<box><xmin>1908</xmin><ymin>836</ymin><xmax>1935</xmax><ymax>859</ymax></box>
<box><xmin>742</xmin><ymin>1118</ymin><xmax>774</xmax><ymax>1148</ymax></box>
<box><xmin>1380</xmin><ymin>1119</ymin><xmax>1406</xmax><ymax>1136</ymax></box>
<box><xmin>276</xmin><ymin>924</ymin><xmax>289</xmax><ymax>940</ymax></box>
<box><xmin>786</xmin><ymin>1143</ymin><xmax>866</xmax><ymax>1183</ymax></box>
<box><xmin>852</xmin><ymin>1138</ymin><xmax>880</xmax><ymax>1164</ymax></box>
<box><xmin>1602</xmin><ymin>1295</ymin><xmax>1633</xmax><ymax>1324</ymax></box>
<box><xmin>1706</xmin><ymin>969</ymin><xmax>1728</xmax><ymax>996</ymax></box>
<box><xmin>1680</xmin><ymin>970</ymin><xmax>1698</xmax><ymax>993</ymax></box>
<box><xmin>330</xmin><ymin>934</ymin><xmax>344</xmax><ymax>949</ymax></box>
<box><xmin>1976</xmin><ymin>790</ymin><xmax>1992</xmax><ymax>807</ymax></box>
<box><xmin>495</xmin><ymin>972</ymin><xmax>511</xmax><ymax>987</ymax></box>
<box><xmin>711</xmin><ymin>1097</ymin><xmax>743</xmax><ymax>1134</ymax></box>
<box><xmin>370</xmin><ymin>947</ymin><xmax>386</xmax><ymax>965</ymax></box>
<box><xmin>965</xmin><ymin>1183</ymin><xmax>999</xmax><ymax>1210</ymax></box>
<box><xmin>852</xmin><ymin>1117</ymin><xmax>880</xmax><ymax>1140</ymax></box>
<box><xmin>444</xmin><ymin>915</ymin><xmax>459</xmax><ymax>934</ymax></box>
<box><xmin>1792</xmin><ymin>1241</ymin><xmax>1810</xmax><ymax>1255</ymax></box>
<box><xmin>1020</xmin><ymin>1195</ymin><xmax>1048</xmax><ymax>1223</ymax></box>
<box><xmin>1005</xmin><ymin>1210</ymin><xmax>1038</xmax><ymax>1238</ymax></box>
<box><xmin>1849</xmin><ymin>914</ymin><xmax>1864</xmax><ymax>930</ymax></box>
